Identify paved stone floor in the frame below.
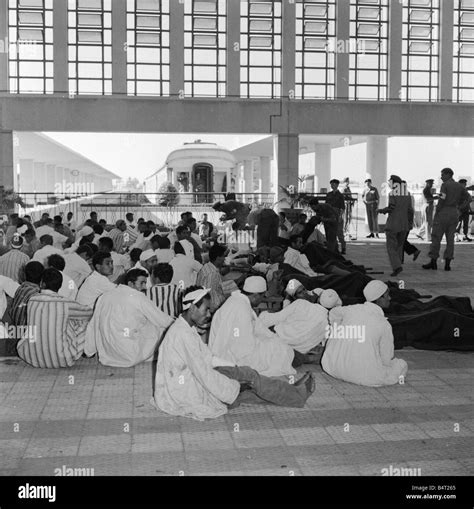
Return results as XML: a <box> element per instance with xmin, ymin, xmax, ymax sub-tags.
<box><xmin>0</xmin><ymin>238</ymin><xmax>473</xmax><ymax>476</ymax></box>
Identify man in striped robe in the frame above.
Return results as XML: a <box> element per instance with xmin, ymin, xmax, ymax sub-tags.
<box><xmin>16</xmin><ymin>268</ymin><xmax>93</xmax><ymax>368</ymax></box>
<box><xmin>147</xmin><ymin>263</ymin><xmax>182</xmax><ymax>318</ymax></box>
<box><xmin>9</xmin><ymin>261</ymin><xmax>44</xmax><ymax>328</ymax></box>
<box><xmin>0</xmin><ymin>234</ymin><xmax>30</xmax><ymax>283</ymax></box>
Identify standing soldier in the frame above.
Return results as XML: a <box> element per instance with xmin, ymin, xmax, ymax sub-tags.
<box><xmin>325</xmin><ymin>179</ymin><xmax>346</xmax><ymax>255</ymax></box>
<box><xmin>455</xmin><ymin>179</ymin><xmax>472</xmax><ymax>242</ymax></box>
<box><xmin>423</xmin><ymin>168</ymin><xmax>469</xmax><ymax>271</ymax></box>
<box><xmin>342</xmin><ymin>177</ymin><xmax>355</xmax><ymax>237</ymax></box>
<box><xmin>419</xmin><ymin>179</ymin><xmax>435</xmax><ymax>241</ymax></box>
<box><xmin>362</xmin><ymin>179</ymin><xmax>380</xmax><ymax>238</ymax></box>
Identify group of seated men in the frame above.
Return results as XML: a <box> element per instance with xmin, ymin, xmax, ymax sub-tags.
<box><xmin>0</xmin><ymin>205</ymin><xmax>408</xmax><ymax>421</ymax></box>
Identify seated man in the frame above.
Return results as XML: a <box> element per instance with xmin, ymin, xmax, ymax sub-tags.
<box><xmin>9</xmin><ymin>261</ymin><xmax>44</xmax><ymax>327</ymax></box>
<box><xmin>209</xmin><ymin>276</ymin><xmax>296</xmax><ymax>377</ymax></box>
<box><xmin>32</xmin><ymin>234</ymin><xmax>63</xmax><ymax>265</ymax></box>
<box><xmin>260</xmin><ymin>280</ymin><xmax>341</xmax><ymax>355</ymax></box>
<box><xmin>147</xmin><ymin>263</ymin><xmax>183</xmax><ymax>318</ymax></box>
<box><xmin>151</xmin><ymin>235</ymin><xmax>175</xmax><ymax>264</ymax></box>
<box><xmin>45</xmin><ymin>254</ymin><xmax>77</xmax><ymax>301</ymax></box>
<box><xmin>132</xmin><ymin>249</ymin><xmax>157</xmax><ymax>289</ymax></box>
<box><xmin>322</xmin><ymin>280</ymin><xmax>408</xmax><ymax>387</ymax></box>
<box><xmin>84</xmin><ymin>269</ymin><xmax>174</xmax><ymax>367</ymax></box>
<box><xmin>169</xmin><ymin>241</ymin><xmax>202</xmax><ymax>289</ymax></box>
<box><xmin>16</xmin><ymin>268</ymin><xmax>93</xmax><ymax>368</ymax></box>
<box><xmin>284</xmin><ymin>235</ymin><xmax>322</xmax><ymax>277</ymax></box>
<box><xmin>64</xmin><ymin>244</ymin><xmax>93</xmax><ymax>289</ymax></box>
<box><xmin>0</xmin><ymin>234</ymin><xmax>30</xmax><ymax>283</ymax></box>
<box><xmin>76</xmin><ymin>251</ymin><xmax>116</xmax><ymax>308</ymax></box>
<box><xmin>98</xmin><ymin>236</ymin><xmax>130</xmax><ymax>284</ymax></box>
<box><xmin>152</xmin><ymin>287</ymin><xmax>315</xmax><ymax>421</ymax></box>
<box><xmin>196</xmin><ymin>244</ymin><xmax>228</xmax><ymax>313</ymax></box>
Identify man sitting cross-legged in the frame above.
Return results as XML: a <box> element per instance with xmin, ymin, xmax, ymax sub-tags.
<box><xmin>322</xmin><ymin>280</ymin><xmax>408</xmax><ymax>387</ymax></box>
<box><xmin>16</xmin><ymin>268</ymin><xmax>93</xmax><ymax>368</ymax></box>
<box><xmin>76</xmin><ymin>251</ymin><xmax>116</xmax><ymax>308</ymax></box>
<box><xmin>152</xmin><ymin>286</ymin><xmax>315</xmax><ymax>421</ymax></box>
<box><xmin>146</xmin><ymin>263</ymin><xmax>183</xmax><ymax>318</ymax></box>
<box><xmin>209</xmin><ymin>276</ymin><xmax>296</xmax><ymax>377</ymax></box>
<box><xmin>84</xmin><ymin>269</ymin><xmax>174</xmax><ymax>367</ymax></box>
<box><xmin>9</xmin><ymin>261</ymin><xmax>44</xmax><ymax>328</ymax></box>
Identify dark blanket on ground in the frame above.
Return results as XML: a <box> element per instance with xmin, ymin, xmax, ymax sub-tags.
<box><xmin>302</xmin><ymin>242</ymin><xmax>367</xmax><ymax>274</ymax></box>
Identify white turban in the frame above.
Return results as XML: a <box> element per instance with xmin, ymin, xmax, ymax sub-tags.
<box><xmin>17</xmin><ymin>225</ymin><xmax>28</xmax><ymax>235</ymax></box>
<box><xmin>243</xmin><ymin>276</ymin><xmax>267</xmax><ymax>294</ymax></box>
<box><xmin>285</xmin><ymin>279</ymin><xmax>303</xmax><ymax>297</ymax></box>
<box><xmin>319</xmin><ymin>289</ymin><xmax>342</xmax><ymax>309</ymax></box>
<box><xmin>183</xmin><ymin>288</ymin><xmax>210</xmax><ymax>310</ymax></box>
<box><xmin>363</xmin><ymin>280</ymin><xmax>388</xmax><ymax>302</ymax></box>
<box><xmin>79</xmin><ymin>226</ymin><xmax>94</xmax><ymax>237</ymax></box>
<box><xmin>139</xmin><ymin>249</ymin><xmax>156</xmax><ymax>262</ymax></box>
<box><xmin>310</xmin><ymin>288</ymin><xmax>324</xmax><ymax>297</ymax></box>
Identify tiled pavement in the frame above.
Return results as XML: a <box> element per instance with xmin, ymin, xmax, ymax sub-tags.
<box><xmin>0</xmin><ymin>239</ymin><xmax>473</xmax><ymax>476</ymax></box>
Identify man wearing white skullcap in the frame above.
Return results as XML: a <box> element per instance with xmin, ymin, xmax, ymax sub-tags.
<box><xmin>322</xmin><ymin>280</ymin><xmax>408</xmax><ymax>386</ymax></box>
<box><xmin>154</xmin><ymin>285</ymin><xmax>315</xmax><ymax>420</ymax></box>
<box><xmin>209</xmin><ymin>276</ymin><xmax>296</xmax><ymax>377</ymax></box>
<box><xmin>260</xmin><ymin>284</ymin><xmax>338</xmax><ymax>355</ymax></box>
<box><xmin>319</xmin><ymin>289</ymin><xmax>343</xmax><ymax>309</ymax></box>
<box><xmin>131</xmin><ymin>249</ymin><xmax>157</xmax><ymax>289</ymax></box>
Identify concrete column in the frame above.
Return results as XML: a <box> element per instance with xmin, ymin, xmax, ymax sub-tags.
<box><xmin>0</xmin><ymin>0</ymin><xmax>8</xmax><ymax>94</ymax></box>
<box><xmin>313</xmin><ymin>144</ymin><xmax>332</xmax><ymax>193</ymax></box>
<box><xmin>282</xmin><ymin>0</ymin><xmax>296</xmax><ymax>98</ymax></box>
<box><xmin>439</xmin><ymin>0</ymin><xmax>454</xmax><ymax>102</ymax></box>
<box><xmin>366</xmin><ymin>136</ymin><xmax>388</xmax><ymax>210</ymax></box>
<box><xmin>46</xmin><ymin>164</ymin><xmax>56</xmax><ymax>195</ymax></box>
<box><xmin>53</xmin><ymin>0</ymin><xmax>68</xmax><ymax>94</ymax></box>
<box><xmin>276</xmin><ymin>134</ymin><xmax>299</xmax><ymax>202</ymax></box>
<box><xmin>335</xmin><ymin>0</ymin><xmax>350</xmax><ymax>100</ymax></box>
<box><xmin>112</xmin><ymin>0</ymin><xmax>127</xmax><ymax>96</ymax></box>
<box><xmin>226</xmin><ymin>0</ymin><xmax>240</xmax><ymax>98</ymax></box>
<box><xmin>260</xmin><ymin>156</ymin><xmax>272</xmax><ymax>194</ymax></box>
<box><xmin>33</xmin><ymin>162</ymin><xmax>47</xmax><ymax>195</ymax></box>
<box><xmin>0</xmin><ymin>132</ymin><xmax>14</xmax><ymax>195</ymax></box>
<box><xmin>170</xmin><ymin>0</ymin><xmax>184</xmax><ymax>97</ymax></box>
<box><xmin>63</xmin><ymin>168</ymin><xmax>72</xmax><ymax>195</ymax></box>
<box><xmin>19</xmin><ymin>159</ymin><xmax>34</xmax><ymax>194</ymax></box>
<box><xmin>54</xmin><ymin>166</ymin><xmax>65</xmax><ymax>194</ymax></box>
<box><xmin>388</xmin><ymin>0</ymin><xmax>403</xmax><ymax>100</ymax></box>
<box><xmin>243</xmin><ymin>159</ymin><xmax>254</xmax><ymax>194</ymax></box>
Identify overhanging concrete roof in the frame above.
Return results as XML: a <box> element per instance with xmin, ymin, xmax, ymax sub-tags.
<box><xmin>16</xmin><ymin>132</ymin><xmax>119</xmax><ymax>179</ymax></box>
<box><xmin>232</xmin><ymin>134</ymin><xmax>373</xmax><ymax>160</ymax></box>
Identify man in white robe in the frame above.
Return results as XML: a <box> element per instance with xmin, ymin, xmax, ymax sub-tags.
<box><xmin>209</xmin><ymin>276</ymin><xmax>296</xmax><ymax>377</ymax></box>
<box><xmin>153</xmin><ymin>287</ymin><xmax>315</xmax><ymax>421</ymax></box>
<box><xmin>260</xmin><ymin>280</ymin><xmax>341</xmax><ymax>354</ymax></box>
<box><xmin>84</xmin><ymin>268</ymin><xmax>174</xmax><ymax>367</ymax></box>
<box><xmin>284</xmin><ymin>235</ymin><xmax>322</xmax><ymax>277</ymax></box>
<box><xmin>322</xmin><ymin>280</ymin><xmax>408</xmax><ymax>387</ymax></box>
<box><xmin>76</xmin><ymin>252</ymin><xmax>116</xmax><ymax>308</ymax></box>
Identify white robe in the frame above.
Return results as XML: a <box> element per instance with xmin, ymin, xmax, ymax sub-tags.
<box><xmin>260</xmin><ymin>299</ymin><xmax>329</xmax><ymax>354</ymax></box>
<box><xmin>209</xmin><ymin>291</ymin><xmax>296</xmax><ymax>377</ymax></box>
<box><xmin>84</xmin><ymin>285</ymin><xmax>174</xmax><ymax>367</ymax></box>
<box><xmin>284</xmin><ymin>247</ymin><xmax>320</xmax><ymax>277</ymax></box>
<box><xmin>321</xmin><ymin>302</ymin><xmax>408</xmax><ymax>387</ymax></box>
<box><xmin>76</xmin><ymin>271</ymin><xmax>116</xmax><ymax>308</ymax></box>
<box><xmin>152</xmin><ymin>316</ymin><xmax>240</xmax><ymax>421</ymax></box>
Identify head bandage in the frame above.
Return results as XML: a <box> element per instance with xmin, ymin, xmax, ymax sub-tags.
<box><xmin>183</xmin><ymin>288</ymin><xmax>210</xmax><ymax>310</ymax></box>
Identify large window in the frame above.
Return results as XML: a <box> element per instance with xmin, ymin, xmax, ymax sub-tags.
<box><xmin>68</xmin><ymin>0</ymin><xmax>112</xmax><ymax>96</ymax></box>
<box><xmin>240</xmin><ymin>0</ymin><xmax>282</xmax><ymax>98</ymax></box>
<box><xmin>184</xmin><ymin>0</ymin><xmax>226</xmax><ymax>97</ymax></box>
<box><xmin>295</xmin><ymin>0</ymin><xmax>336</xmax><ymax>100</ymax></box>
<box><xmin>126</xmin><ymin>0</ymin><xmax>169</xmax><ymax>96</ymax></box>
<box><xmin>8</xmin><ymin>0</ymin><xmax>54</xmax><ymax>94</ymax></box>
<box><xmin>349</xmin><ymin>0</ymin><xmax>388</xmax><ymax>101</ymax></box>
<box><xmin>402</xmin><ymin>0</ymin><xmax>440</xmax><ymax>102</ymax></box>
<box><xmin>454</xmin><ymin>0</ymin><xmax>474</xmax><ymax>102</ymax></box>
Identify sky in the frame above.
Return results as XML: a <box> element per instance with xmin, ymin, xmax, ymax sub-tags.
<box><xmin>45</xmin><ymin>132</ymin><xmax>474</xmax><ymax>184</ymax></box>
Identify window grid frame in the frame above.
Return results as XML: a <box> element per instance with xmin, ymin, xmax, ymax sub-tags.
<box><xmin>68</xmin><ymin>0</ymin><xmax>113</xmax><ymax>96</ymax></box>
<box><xmin>453</xmin><ymin>0</ymin><xmax>474</xmax><ymax>103</ymax></box>
<box><xmin>184</xmin><ymin>0</ymin><xmax>227</xmax><ymax>98</ymax></box>
<box><xmin>240</xmin><ymin>0</ymin><xmax>282</xmax><ymax>99</ymax></box>
<box><xmin>295</xmin><ymin>0</ymin><xmax>336</xmax><ymax>100</ymax></box>
<box><xmin>8</xmin><ymin>0</ymin><xmax>54</xmax><ymax>94</ymax></box>
<box><xmin>126</xmin><ymin>0</ymin><xmax>170</xmax><ymax>97</ymax></box>
<box><xmin>349</xmin><ymin>0</ymin><xmax>389</xmax><ymax>101</ymax></box>
<box><xmin>401</xmin><ymin>0</ymin><xmax>440</xmax><ymax>102</ymax></box>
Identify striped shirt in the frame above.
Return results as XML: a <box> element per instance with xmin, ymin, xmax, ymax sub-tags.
<box><xmin>146</xmin><ymin>283</ymin><xmax>183</xmax><ymax>318</ymax></box>
<box><xmin>196</xmin><ymin>262</ymin><xmax>226</xmax><ymax>312</ymax></box>
<box><xmin>10</xmin><ymin>281</ymin><xmax>40</xmax><ymax>327</ymax></box>
<box><xmin>0</xmin><ymin>249</ymin><xmax>30</xmax><ymax>282</ymax></box>
<box><xmin>16</xmin><ymin>290</ymin><xmax>93</xmax><ymax>368</ymax></box>
<box><xmin>109</xmin><ymin>228</ymin><xmax>125</xmax><ymax>254</ymax></box>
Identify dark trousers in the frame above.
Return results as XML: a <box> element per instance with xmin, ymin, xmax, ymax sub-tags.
<box><xmin>385</xmin><ymin>230</ymin><xmax>407</xmax><ymax>271</ymax></box>
<box><xmin>324</xmin><ymin>222</ymin><xmax>338</xmax><ymax>252</ymax></box>
<box><xmin>429</xmin><ymin>207</ymin><xmax>459</xmax><ymax>261</ymax></box>
<box><xmin>402</xmin><ymin>232</ymin><xmax>418</xmax><ymax>263</ymax></box>
<box><xmin>215</xmin><ymin>365</ymin><xmax>308</xmax><ymax>408</ymax></box>
<box><xmin>365</xmin><ymin>202</ymin><xmax>378</xmax><ymax>234</ymax></box>
<box><xmin>456</xmin><ymin>211</ymin><xmax>470</xmax><ymax>236</ymax></box>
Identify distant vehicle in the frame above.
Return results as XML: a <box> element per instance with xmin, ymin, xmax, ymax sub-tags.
<box><xmin>144</xmin><ymin>140</ymin><xmax>237</xmax><ymax>205</ymax></box>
